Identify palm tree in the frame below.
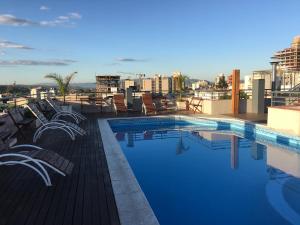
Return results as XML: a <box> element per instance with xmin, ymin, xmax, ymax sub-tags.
<box><xmin>44</xmin><ymin>72</ymin><xmax>77</xmax><ymax>104</ymax></box>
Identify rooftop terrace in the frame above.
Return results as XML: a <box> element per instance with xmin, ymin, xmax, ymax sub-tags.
<box><xmin>0</xmin><ymin>100</ymin><xmax>270</xmax><ymax>225</ymax></box>
<box><xmin>0</xmin><ymin>114</ymin><xmax>120</xmax><ymax>225</ymax></box>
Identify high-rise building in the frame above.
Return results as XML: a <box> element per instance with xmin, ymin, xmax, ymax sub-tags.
<box><xmin>142</xmin><ymin>78</ymin><xmax>153</xmax><ymax>92</ymax></box>
<box><xmin>153</xmin><ymin>74</ymin><xmax>162</xmax><ymax>94</ymax></box>
<box><xmin>124</xmin><ymin>79</ymin><xmax>135</xmax><ymax>90</ymax></box>
<box><xmin>172</xmin><ymin>72</ymin><xmax>182</xmax><ymax>92</ymax></box>
<box><xmin>273</xmin><ymin>36</ymin><xmax>300</xmax><ymax>72</ymax></box>
<box><xmin>161</xmin><ymin>76</ymin><xmax>172</xmax><ymax>94</ymax></box>
<box><xmin>96</xmin><ymin>75</ymin><xmax>120</xmax><ymax>93</ymax></box>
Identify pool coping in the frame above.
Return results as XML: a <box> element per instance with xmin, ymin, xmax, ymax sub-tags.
<box><xmin>99</xmin><ymin>115</ymin><xmax>300</xmax><ymax>225</ymax></box>
<box><xmin>98</xmin><ymin>119</ymin><xmax>160</xmax><ymax>225</ymax></box>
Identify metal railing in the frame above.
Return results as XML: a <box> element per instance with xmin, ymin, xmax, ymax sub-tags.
<box><xmin>271</xmin><ymin>91</ymin><xmax>300</xmax><ymax>106</ymax></box>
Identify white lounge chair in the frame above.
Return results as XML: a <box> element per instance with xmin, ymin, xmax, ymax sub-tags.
<box><xmin>26</xmin><ymin>103</ymin><xmax>86</xmax><ymax>143</ymax></box>
<box><xmin>45</xmin><ymin>97</ymin><xmax>87</xmax><ymax>123</ymax></box>
<box><xmin>0</xmin><ymin>137</ymin><xmax>73</xmax><ymax>186</ymax></box>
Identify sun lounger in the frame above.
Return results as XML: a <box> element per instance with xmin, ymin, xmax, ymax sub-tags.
<box><xmin>26</xmin><ymin>103</ymin><xmax>86</xmax><ymax>143</ymax></box>
<box><xmin>0</xmin><ymin>130</ymin><xmax>73</xmax><ymax>186</ymax></box>
<box><xmin>113</xmin><ymin>94</ymin><xmax>127</xmax><ymax>115</ymax></box>
<box><xmin>46</xmin><ymin>97</ymin><xmax>86</xmax><ymax>122</ymax></box>
<box><xmin>7</xmin><ymin>108</ymin><xmax>34</xmax><ymax>138</ymax></box>
<box><xmin>142</xmin><ymin>94</ymin><xmax>157</xmax><ymax>115</ymax></box>
<box><xmin>188</xmin><ymin>97</ymin><xmax>203</xmax><ymax>113</ymax></box>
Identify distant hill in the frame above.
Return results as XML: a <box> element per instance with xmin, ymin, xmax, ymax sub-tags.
<box><xmin>34</xmin><ymin>83</ymin><xmax>96</xmax><ymax>89</ymax></box>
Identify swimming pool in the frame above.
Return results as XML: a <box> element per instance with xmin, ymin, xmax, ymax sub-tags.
<box><xmin>105</xmin><ymin>116</ymin><xmax>300</xmax><ymax>225</ymax></box>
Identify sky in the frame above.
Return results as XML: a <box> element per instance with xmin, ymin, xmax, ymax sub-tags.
<box><xmin>0</xmin><ymin>0</ymin><xmax>300</xmax><ymax>84</ymax></box>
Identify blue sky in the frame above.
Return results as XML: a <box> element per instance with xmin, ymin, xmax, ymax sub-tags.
<box><xmin>0</xmin><ymin>0</ymin><xmax>300</xmax><ymax>84</ymax></box>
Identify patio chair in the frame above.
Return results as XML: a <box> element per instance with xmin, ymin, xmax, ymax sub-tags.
<box><xmin>113</xmin><ymin>94</ymin><xmax>127</xmax><ymax>115</ymax></box>
<box><xmin>26</xmin><ymin>103</ymin><xmax>86</xmax><ymax>143</ymax></box>
<box><xmin>7</xmin><ymin>108</ymin><xmax>34</xmax><ymax>138</ymax></box>
<box><xmin>46</xmin><ymin>97</ymin><xmax>86</xmax><ymax>122</ymax></box>
<box><xmin>188</xmin><ymin>97</ymin><xmax>203</xmax><ymax>113</ymax></box>
<box><xmin>0</xmin><ymin>136</ymin><xmax>73</xmax><ymax>186</ymax></box>
<box><xmin>142</xmin><ymin>94</ymin><xmax>157</xmax><ymax>115</ymax></box>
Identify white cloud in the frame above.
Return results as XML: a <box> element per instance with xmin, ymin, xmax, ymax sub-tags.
<box><xmin>57</xmin><ymin>16</ymin><xmax>69</xmax><ymax>20</ymax></box>
<box><xmin>0</xmin><ymin>13</ymin><xmax>82</xmax><ymax>27</ymax></box>
<box><xmin>40</xmin><ymin>6</ymin><xmax>50</xmax><ymax>11</ymax></box>
<box><xmin>0</xmin><ymin>14</ymin><xmax>35</xmax><ymax>26</ymax></box>
<box><xmin>116</xmin><ymin>57</ymin><xmax>148</xmax><ymax>62</ymax></box>
<box><xmin>0</xmin><ymin>40</ymin><xmax>33</xmax><ymax>50</ymax></box>
<box><xmin>68</xmin><ymin>12</ymin><xmax>82</xmax><ymax>19</ymax></box>
<box><xmin>0</xmin><ymin>59</ymin><xmax>76</xmax><ymax>66</ymax></box>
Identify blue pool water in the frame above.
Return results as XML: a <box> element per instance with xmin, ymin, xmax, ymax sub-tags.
<box><xmin>110</xmin><ymin>118</ymin><xmax>300</xmax><ymax>225</ymax></box>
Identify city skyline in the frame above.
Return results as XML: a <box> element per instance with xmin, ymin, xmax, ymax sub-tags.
<box><xmin>0</xmin><ymin>0</ymin><xmax>300</xmax><ymax>84</ymax></box>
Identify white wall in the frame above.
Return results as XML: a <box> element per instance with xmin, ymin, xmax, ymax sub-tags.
<box><xmin>268</xmin><ymin>107</ymin><xmax>300</xmax><ymax>136</ymax></box>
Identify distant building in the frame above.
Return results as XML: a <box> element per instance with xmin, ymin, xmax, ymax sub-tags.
<box><xmin>172</xmin><ymin>71</ymin><xmax>183</xmax><ymax>92</ymax></box>
<box><xmin>253</xmin><ymin>70</ymin><xmax>272</xmax><ymax>90</ymax></box>
<box><xmin>96</xmin><ymin>75</ymin><xmax>120</xmax><ymax>93</ymax></box>
<box><xmin>142</xmin><ymin>78</ymin><xmax>153</xmax><ymax>92</ymax></box>
<box><xmin>30</xmin><ymin>87</ymin><xmax>50</xmax><ymax>99</ymax></box>
<box><xmin>161</xmin><ymin>76</ymin><xmax>172</xmax><ymax>94</ymax></box>
<box><xmin>227</xmin><ymin>74</ymin><xmax>233</xmax><ymax>86</ymax></box>
<box><xmin>153</xmin><ymin>75</ymin><xmax>162</xmax><ymax>94</ymax></box>
<box><xmin>214</xmin><ymin>73</ymin><xmax>226</xmax><ymax>85</ymax></box>
<box><xmin>191</xmin><ymin>80</ymin><xmax>209</xmax><ymax>90</ymax></box>
<box><xmin>244</xmin><ymin>75</ymin><xmax>252</xmax><ymax>90</ymax></box>
<box><xmin>272</xmin><ymin>36</ymin><xmax>300</xmax><ymax>89</ymax></box>
<box><xmin>124</xmin><ymin>79</ymin><xmax>136</xmax><ymax>90</ymax></box>
<box><xmin>273</xmin><ymin>36</ymin><xmax>300</xmax><ymax>72</ymax></box>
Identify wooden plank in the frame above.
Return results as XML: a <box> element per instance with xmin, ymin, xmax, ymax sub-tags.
<box><xmin>0</xmin><ymin>115</ymin><xmax>120</xmax><ymax>225</ymax></box>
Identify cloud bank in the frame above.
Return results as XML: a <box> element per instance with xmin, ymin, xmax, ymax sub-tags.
<box><xmin>0</xmin><ymin>59</ymin><xmax>76</xmax><ymax>66</ymax></box>
<box><xmin>0</xmin><ymin>12</ymin><xmax>82</xmax><ymax>27</ymax></box>
<box><xmin>0</xmin><ymin>40</ymin><xmax>33</xmax><ymax>50</ymax></box>
<box><xmin>116</xmin><ymin>57</ymin><xmax>147</xmax><ymax>62</ymax></box>
<box><xmin>40</xmin><ymin>6</ymin><xmax>50</xmax><ymax>11</ymax></box>
<box><xmin>0</xmin><ymin>14</ymin><xmax>35</xmax><ymax>26</ymax></box>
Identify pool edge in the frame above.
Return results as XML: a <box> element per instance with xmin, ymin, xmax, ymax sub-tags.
<box><xmin>98</xmin><ymin>119</ymin><xmax>160</xmax><ymax>225</ymax></box>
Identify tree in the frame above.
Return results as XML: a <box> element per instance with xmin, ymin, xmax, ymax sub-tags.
<box><xmin>44</xmin><ymin>72</ymin><xmax>77</xmax><ymax>104</ymax></box>
<box><xmin>216</xmin><ymin>76</ymin><xmax>228</xmax><ymax>89</ymax></box>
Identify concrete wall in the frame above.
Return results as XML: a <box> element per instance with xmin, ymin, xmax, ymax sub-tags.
<box><xmin>268</xmin><ymin>106</ymin><xmax>300</xmax><ymax>136</ymax></box>
<box><xmin>200</xmin><ymin>99</ymin><xmax>254</xmax><ymax>115</ymax></box>
<box><xmin>201</xmin><ymin>99</ymin><xmax>232</xmax><ymax>115</ymax></box>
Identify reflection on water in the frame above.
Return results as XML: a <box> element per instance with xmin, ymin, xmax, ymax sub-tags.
<box><xmin>115</xmin><ymin>129</ymin><xmax>300</xmax><ymax>225</ymax></box>
<box><xmin>176</xmin><ymin>131</ymin><xmax>190</xmax><ymax>155</ymax></box>
<box><xmin>266</xmin><ymin>145</ymin><xmax>300</xmax><ymax>225</ymax></box>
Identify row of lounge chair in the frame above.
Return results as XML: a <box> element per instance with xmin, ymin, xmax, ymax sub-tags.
<box><xmin>0</xmin><ymin>97</ymin><xmax>87</xmax><ymax>186</ymax></box>
<box><xmin>113</xmin><ymin>93</ymin><xmax>176</xmax><ymax>115</ymax></box>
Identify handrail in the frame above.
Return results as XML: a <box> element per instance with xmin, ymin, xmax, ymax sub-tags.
<box><xmin>271</xmin><ymin>90</ymin><xmax>300</xmax><ymax>106</ymax></box>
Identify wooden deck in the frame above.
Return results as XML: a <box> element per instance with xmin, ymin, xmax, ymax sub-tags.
<box><xmin>0</xmin><ymin>116</ymin><xmax>120</xmax><ymax>225</ymax></box>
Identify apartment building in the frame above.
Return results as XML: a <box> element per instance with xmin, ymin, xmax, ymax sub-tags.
<box><xmin>96</xmin><ymin>75</ymin><xmax>120</xmax><ymax>93</ymax></box>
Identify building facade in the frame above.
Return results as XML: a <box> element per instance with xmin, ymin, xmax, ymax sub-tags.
<box><xmin>191</xmin><ymin>80</ymin><xmax>209</xmax><ymax>90</ymax></box>
<box><xmin>96</xmin><ymin>75</ymin><xmax>120</xmax><ymax>93</ymax></box>
<box><xmin>172</xmin><ymin>72</ymin><xmax>183</xmax><ymax>92</ymax></box>
<box><xmin>161</xmin><ymin>77</ymin><xmax>172</xmax><ymax>94</ymax></box>
<box><xmin>153</xmin><ymin>75</ymin><xmax>162</xmax><ymax>94</ymax></box>
<box><xmin>124</xmin><ymin>79</ymin><xmax>135</xmax><ymax>90</ymax></box>
<box><xmin>142</xmin><ymin>78</ymin><xmax>153</xmax><ymax>92</ymax></box>
<box><xmin>253</xmin><ymin>70</ymin><xmax>272</xmax><ymax>90</ymax></box>
<box><xmin>273</xmin><ymin>36</ymin><xmax>300</xmax><ymax>72</ymax></box>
